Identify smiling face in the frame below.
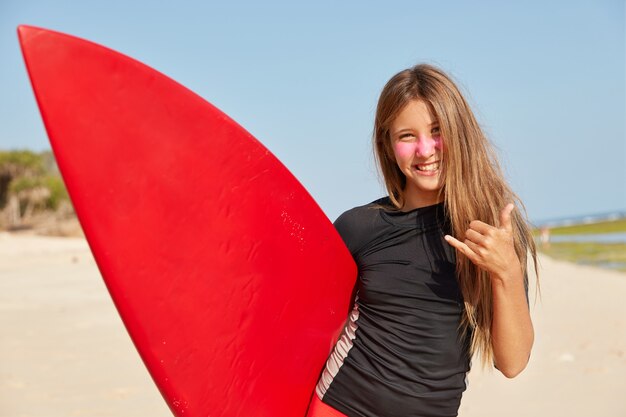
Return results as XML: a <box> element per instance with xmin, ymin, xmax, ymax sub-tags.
<box><xmin>389</xmin><ymin>99</ymin><xmax>444</xmax><ymax>210</ymax></box>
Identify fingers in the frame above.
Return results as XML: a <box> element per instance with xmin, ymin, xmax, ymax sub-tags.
<box><xmin>470</xmin><ymin>204</ymin><xmax>515</xmax><ymax>234</ymax></box>
<box><xmin>465</xmin><ymin>228</ymin><xmax>488</xmax><ymax>246</ymax></box>
<box><xmin>445</xmin><ymin>204</ymin><xmax>517</xmax><ymax>274</ymax></box>
<box><xmin>468</xmin><ymin>220</ymin><xmax>491</xmax><ymax>234</ymax></box>
<box><xmin>499</xmin><ymin>203</ymin><xmax>515</xmax><ymax>232</ymax></box>
<box><xmin>444</xmin><ymin>234</ymin><xmax>466</xmax><ymax>252</ymax></box>
<box><xmin>463</xmin><ymin>237</ymin><xmax>483</xmax><ymax>256</ymax></box>
<box><xmin>444</xmin><ymin>235</ymin><xmax>478</xmax><ymax>263</ymax></box>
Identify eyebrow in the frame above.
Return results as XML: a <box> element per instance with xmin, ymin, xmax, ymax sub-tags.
<box><xmin>392</xmin><ymin>122</ymin><xmax>439</xmax><ymax>135</ymax></box>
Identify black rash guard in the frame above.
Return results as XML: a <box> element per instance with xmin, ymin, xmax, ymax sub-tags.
<box><xmin>315</xmin><ymin>198</ymin><xmax>472</xmax><ymax>417</ymax></box>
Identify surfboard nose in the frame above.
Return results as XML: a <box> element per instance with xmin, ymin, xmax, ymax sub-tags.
<box><xmin>17</xmin><ymin>24</ymin><xmax>41</xmax><ymax>43</ymax></box>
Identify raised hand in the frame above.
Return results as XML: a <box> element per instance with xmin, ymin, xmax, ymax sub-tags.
<box><xmin>444</xmin><ymin>203</ymin><xmax>521</xmax><ymax>280</ymax></box>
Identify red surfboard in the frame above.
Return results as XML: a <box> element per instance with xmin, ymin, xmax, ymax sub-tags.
<box><xmin>18</xmin><ymin>25</ymin><xmax>356</xmax><ymax>417</ymax></box>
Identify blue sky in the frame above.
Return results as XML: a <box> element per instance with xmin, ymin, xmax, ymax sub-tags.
<box><xmin>1</xmin><ymin>0</ymin><xmax>624</xmax><ymax>223</ymax></box>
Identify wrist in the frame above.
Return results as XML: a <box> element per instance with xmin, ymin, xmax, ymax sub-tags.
<box><xmin>490</xmin><ymin>264</ymin><xmax>523</xmax><ymax>287</ymax></box>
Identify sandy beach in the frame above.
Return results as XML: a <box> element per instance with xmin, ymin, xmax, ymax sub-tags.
<box><xmin>1</xmin><ymin>232</ymin><xmax>625</xmax><ymax>417</ymax></box>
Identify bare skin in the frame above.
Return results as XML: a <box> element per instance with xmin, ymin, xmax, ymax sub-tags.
<box><xmin>444</xmin><ymin>203</ymin><xmax>534</xmax><ymax>377</ymax></box>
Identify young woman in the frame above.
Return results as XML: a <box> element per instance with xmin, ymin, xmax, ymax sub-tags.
<box><xmin>306</xmin><ymin>64</ymin><xmax>538</xmax><ymax>417</ymax></box>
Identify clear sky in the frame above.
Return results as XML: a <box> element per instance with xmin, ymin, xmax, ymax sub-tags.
<box><xmin>1</xmin><ymin>0</ymin><xmax>624</xmax><ymax>223</ymax></box>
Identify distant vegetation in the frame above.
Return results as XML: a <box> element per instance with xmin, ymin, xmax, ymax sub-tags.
<box><xmin>544</xmin><ymin>219</ymin><xmax>626</xmax><ymax>236</ymax></box>
<box><xmin>0</xmin><ymin>149</ymin><xmax>77</xmax><ymax>234</ymax></box>
<box><xmin>539</xmin><ymin>241</ymin><xmax>626</xmax><ymax>272</ymax></box>
<box><xmin>535</xmin><ymin>218</ymin><xmax>626</xmax><ymax>272</ymax></box>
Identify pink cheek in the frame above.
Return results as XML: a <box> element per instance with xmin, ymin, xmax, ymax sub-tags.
<box><xmin>393</xmin><ymin>141</ymin><xmax>417</xmax><ymax>158</ymax></box>
<box><xmin>434</xmin><ymin>136</ymin><xmax>443</xmax><ymax>150</ymax></box>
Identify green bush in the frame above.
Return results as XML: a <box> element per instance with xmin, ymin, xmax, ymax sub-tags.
<box><xmin>0</xmin><ymin>150</ymin><xmax>46</xmax><ymax>176</ymax></box>
<box><xmin>0</xmin><ymin>149</ymin><xmax>69</xmax><ymax>213</ymax></box>
<box><xmin>42</xmin><ymin>175</ymin><xmax>69</xmax><ymax>210</ymax></box>
<box><xmin>9</xmin><ymin>176</ymin><xmax>38</xmax><ymax>193</ymax></box>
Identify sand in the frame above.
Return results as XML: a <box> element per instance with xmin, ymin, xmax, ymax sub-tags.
<box><xmin>1</xmin><ymin>232</ymin><xmax>625</xmax><ymax>417</ymax></box>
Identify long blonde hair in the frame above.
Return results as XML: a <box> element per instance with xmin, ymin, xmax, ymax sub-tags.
<box><xmin>373</xmin><ymin>64</ymin><xmax>538</xmax><ymax>366</ymax></box>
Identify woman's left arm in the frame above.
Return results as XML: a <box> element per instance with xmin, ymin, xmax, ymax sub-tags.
<box><xmin>444</xmin><ymin>203</ymin><xmax>534</xmax><ymax>378</ymax></box>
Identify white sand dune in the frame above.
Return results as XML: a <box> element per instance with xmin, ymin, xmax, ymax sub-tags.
<box><xmin>1</xmin><ymin>233</ymin><xmax>625</xmax><ymax>417</ymax></box>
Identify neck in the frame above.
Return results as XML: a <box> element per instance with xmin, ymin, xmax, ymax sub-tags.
<box><xmin>400</xmin><ymin>188</ymin><xmax>443</xmax><ymax>212</ymax></box>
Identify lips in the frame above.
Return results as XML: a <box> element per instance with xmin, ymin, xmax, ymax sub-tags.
<box><xmin>414</xmin><ymin>161</ymin><xmax>440</xmax><ymax>172</ymax></box>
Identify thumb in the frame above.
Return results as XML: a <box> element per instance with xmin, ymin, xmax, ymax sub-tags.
<box><xmin>499</xmin><ymin>203</ymin><xmax>515</xmax><ymax>232</ymax></box>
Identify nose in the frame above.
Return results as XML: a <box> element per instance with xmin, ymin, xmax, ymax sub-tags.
<box><xmin>415</xmin><ymin>134</ymin><xmax>440</xmax><ymax>157</ymax></box>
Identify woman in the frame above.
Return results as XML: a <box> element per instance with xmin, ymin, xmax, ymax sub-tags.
<box><xmin>307</xmin><ymin>64</ymin><xmax>538</xmax><ymax>417</ymax></box>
